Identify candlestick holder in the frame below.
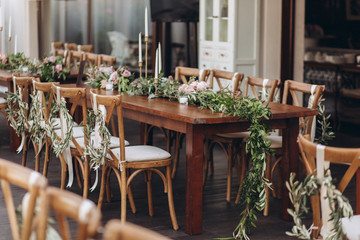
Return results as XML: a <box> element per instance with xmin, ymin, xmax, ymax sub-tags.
<box><xmin>138</xmin><ymin>61</ymin><xmax>143</xmax><ymax>79</ymax></box>
<box><xmin>154</xmin><ymin>77</ymin><xmax>158</xmax><ymax>94</ymax></box>
<box><xmin>145</xmin><ymin>36</ymin><xmax>149</xmax><ymax>81</ymax></box>
<box><xmin>8</xmin><ymin>36</ymin><xmax>11</xmax><ymax>54</ymax></box>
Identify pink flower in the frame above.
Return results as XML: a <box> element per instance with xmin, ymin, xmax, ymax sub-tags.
<box><xmin>109</xmin><ymin>71</ymin><xmax>118</xmax><ymax>80</ymax></box>
<box><xmin>122</xmin><ymin>70</ymin><xmax>131</xmax><ymax>78</ymax></box>
<box><xmin>44</xmin><ymin>57</ymin><xmax>49</xmax><ymax>63</ymax></box>
<box><xmin>100</xmin><ymin>67</ymin><xmax>113</xmax><ymax>74</ymax></box>
<box><xmin>197</xmin><ymin>81</ymin><xmax>208</xmax><ymax>91</ymax></box>
<box><xmin>178</xmin><ymin>84</ymin><xmax>187</xmax><ymax>92</ymax></box>
<box><xmin>49</xmin><ymin>56</ymin><xmax>56</xmax><ymax>63</ymax></box>
<box><xmin>168</xmin><ymin>75</ymin><xmax>174</xmax><ymax>81</ymax></box>
<box><xmin>55</xmin><ymin>64</ymin><xmax>62</xmax><ymax>73</ymax></box>
<box><xmin>190</xmin><ymin>81</ymin><xmax>199</xmax><ymax>88</ymax></box>
<box><xmin>112</xmin><ymin>78</ymin><xmax>119</xmax><ymax>85</ymax></box>
<box><xmin>100</xmin><ymin>80</ymin><xmax>107</xmax><ymax>89</ymax></box>
<box><xmin>185</xmin><ymin>86</ymin><xmax>195</xmax><ymax>93</ymax></box>
<box><xmin>131</xmin><ymin>79</ymin><xmax>139</xmax><ymax>86</ymax></box>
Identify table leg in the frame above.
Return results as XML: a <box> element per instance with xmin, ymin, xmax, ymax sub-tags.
<box><xmin>185</xmin><ymin>124</ymin><xmax>203</xmax><ymax>235</ymax></box>
<box><xmin>281</xmin><ymin>118</ymin><xmax>299</xmax><ymax>221</ymax></box>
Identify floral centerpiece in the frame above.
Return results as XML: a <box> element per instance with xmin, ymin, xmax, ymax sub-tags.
<box><xmin>0</xmin><ymin>52</ymin><xmax>35</xmax><ymax>72</ymax></box>
<box><xmin>35</xmin><ymin>56</ymin><xmax>69</xmax><ymax>82</ymax></box>
<box><xmin>86</xmin><ymin>66</ymin><xmax>134</xmax><ymax>92</ymax></box>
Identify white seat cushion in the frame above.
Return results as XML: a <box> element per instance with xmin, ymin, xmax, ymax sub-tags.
<box><xmin>71</xmin><ymin>135</ymin><xmax>129</xmax><ymax>149</ymax></box>
<box><xmin>216</xmin><ymin>131</ymin><xmax>251</xmax><ymax>139</ymax></box>
<box><xmin>265</xmin><ymin>135</ymin><xmax>282</xmax><ymax>149</ymax></box>
<box><xmin>341</xmin><ymin>215</ymin><xmax>360</xmax><ymax>240</ymax></box>
<box><xmin>55</xmin><ymin>126</ymin><xmax>85</xmax><ymax>138</ymax></box>
<box><xmin>108</xmin><ymin>145</ymin><xmax>171</xmax><ymax>162</ymax></box>
<box><xmin>0</xmin><ymin>86</ymin><xmax>8</xmax><ymax>94</ymax></box>
<box><xmin>0</xmin><ymin>97</ymin><xmax>6</xmax><ymax>104</ymax></box>
<box><xmin>29</xmin><ymin>118</ymin><xmax>78</xmax><ymax>129</ymax></box>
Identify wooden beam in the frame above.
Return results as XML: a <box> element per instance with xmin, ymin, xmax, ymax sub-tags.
<box><xmin>281</xmin><ymin>0</ymin><xmax>295</xmax><ymax>83</ymax></box>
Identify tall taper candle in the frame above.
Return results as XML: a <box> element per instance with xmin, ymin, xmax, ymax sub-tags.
<box><xmin>14</xmin><ymin>35</ymin><xmax>17</xmax><ymax>54</ymax></box>
<box><xmin>155</xmin><ymin>48</ymin><xmax>158</xmax><ymax>79</ymax></box>
<box><xmin>158</xmin><ymin>42</ymin><xmax>162</xmax><ymax>73</ymax></box>
<box><xmin>138</xmin><ymin>33</ymin><xmax>142</xmax><ymax>62</ymax></box>
<box><xmin>8</xmin><ymin>17</ymin><xmax>11</xmax><ymax>37</ymax></box>
<box><xmin>145</xmin><ymin>7</ymin><xmax>148</xmax><ymax>37</ymax></box>
<box><xmin>0</xmin><ymin>7</ymin><xmax>2</xmax><ymax>28</ymax></box>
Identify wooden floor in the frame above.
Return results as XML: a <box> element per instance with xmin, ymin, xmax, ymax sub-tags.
<box><xmin>0</xmin><ymin>114</ymin><xmax>358</xmax><ymax>239</ymax></box>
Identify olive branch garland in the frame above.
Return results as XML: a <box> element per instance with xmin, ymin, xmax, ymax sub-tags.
<box><xmin>45</xmin><ymin>98</ymin><xmax>73</xmax><ymax>157</ymax></box>
<box><xmin>5</xmin><ymin>90</ymin><xmax>28</xmax><ymax>143</ymax></box>
<box><xmin>28</xmin><ymin>90</ymin><xmax>46</xmax><ymax>145</ymax></box>
<box><xmin>84</xmin><ymin>108</ymin><xmax>111</xmax><ymax>168</ymax></box>
<box><xmin>286</xmin><ymin>172</ymin><xmax>353</xmax><ymax>240</ymax></box>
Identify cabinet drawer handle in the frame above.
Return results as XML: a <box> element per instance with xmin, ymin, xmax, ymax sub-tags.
<box><xmin>203</xmin><ymin>64</ymin><xmax>206</xmax><ymax>67</ymax></box>
<box><xmin>223</xmin><ymin>66</ymin><xmax>227</xmax><ymax>70</ymax></box>
<box><xmin>220</xmin><ymin>53</ymin><xmax>225</xmax><ymax>57</ymax></box>
<box><xmin>213</xmin><ymin>16</ymin><xmax>218</xmax><ymax>18</ymax></box>
<box><xmin>205</xmin><ymin>52</ymin><xmax>209</xmax><ymax>56</ymax></box>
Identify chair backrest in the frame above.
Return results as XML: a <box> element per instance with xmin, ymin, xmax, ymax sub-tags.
<box><xmin>67</xmin><ymin>51</ymin><xmax>85</xmax><ymax>71</ymax></box>
<box><xmin>89</xmin><ymin>90</ymin><xmax>124</xmax><ymax>167</ymax></box>
<box><xmin>32</xmin><ymin>80</ymin><xmax>60</xmax><ymax>121</ymax></box>
<box><xmin>298</xmin><ymin>134</ymin><xmax>360</xmax><ymax>238</ymax></box>
<box><xmin>64</xmin><ymin>43</ymin><xmax>78</xmax><ymax>51</ymax></box>
<box><xmin>209</xmin><ymin>69</ymin><xmax>244</xmax><ymax>92</ymax></box>
<box><xmin>174</xmin><ymin>66</ymin><xmax>210</xmax><ymax>84</ymax></box>
<box><xmin>85</xmin><ymin>53</ymin><xmax>100</xmax><ymax>68</ymax></box>
<box><xmin>282</xmin><ymin>80</ymin><xmax>325</xmax><ymax>136</ymax></box>
<box><xmin>0</xmin><ymin>158</ymin><xmax>47</xmax><ymax>240</ymax></box>
<box><xmin>99</xmin><ymin>54</ymin><xmax>116</xmax><ymax>67</ymax></box>
<box><xmin>38</xmin><ymin>187</ymin><xmax>101</xmax><ymax>240</ymax></box>
<box><xmin>51</xmin><ymin>42</ymin><xmax>64</xmax><ymax>53</ymax></box>
<box><xmin>12</xmin><ymin>76</ymin><xmax>35</xmax><ymax>117</ymax></box>
<box><xmin>77</xmin><ymin>44</ymin><xmax>93</xmax><ymax>53</ymax></box>
<box><xmin>53</xmin><ymin>49</ymin><xmax>69</xmax><ymax>66</ymax></box>
<box><xmin>103</xmin><ymin>220</ymin><xmax>170</xmax><ymax>240</ymax></box>
<box><xmin>243</xmin><ymin>76</ymin><xmax>280</xmax><ymax>102</ymax></box>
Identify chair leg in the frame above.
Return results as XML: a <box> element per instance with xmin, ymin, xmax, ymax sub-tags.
<box><xmin>74</xmin><ymin>160</ymin><xmax>83</xmax><ymax>189</ymax></box>
<box><xmin>120</xmin><ymin>169</ymin><xmax>127</xmax><ymax>222</ymax></box>
<box><xmin>171</xmin><ymin>132</ymin><xmax>181</xmax><ymax>179</ymax></box>
<box><xmin>83</xmin><ymin>159</ymin><xmax>89</xmax><ymax>199</ymax></box>
<box><xmin>59</xmin><ymin>155</ymin><xmax>67</xmax><ymax>190</ymax></box>
<box><xmin>127</xmin><ymin>183</ymin><xmax>136</xmax><ymax>214</ymax></box>
<box><xmin>226</xmin><ymin>144</ymin><xmax>233</xmax><ymax>202</ymax></box>
<box><xmin>235</xmin><ymin>143</ymin><xmax>247</xmax><ymax>204</ymax></box>
<box><xmin>97</xmin><ymin>165</ymin><xmax>108</xmax><ymax>210</ymax></box>
<box><xmin>271</xmin><ymin>156</ymin><xmax>282</xmax><ymax>199</ymax></box>
<box><xmin>166</xmin><ymin>165</ymin><xmax>179</xmax><ymax>230</ymax></box>
<box><xmin>145</xmin><ymin>171</ymin><xmax>154</xmax><ymax>216</ymax></box>
<box><xmin>105</xmin><ymin>168</ymin><xmax>112</xmax><ymax>202</ymax></box>
<box><xmin>263</xmin><ymin>154</ymin><xmax>271</xmax><ymax>216</ymax></box>
<box><xmin>42</xmin><ymin>141</ymin><xmax>50</xmax><ymax>177</ymax></box>
<box><xmin>21</xmin><ymin>136</ymin><xmax>29</xmax><ymax>167</ymax></box>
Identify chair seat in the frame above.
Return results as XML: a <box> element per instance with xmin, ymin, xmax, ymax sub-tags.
<box><xmin>108</xmin><ymin>145</ymin><xmax>171</xmax><ymax>162</ymax></box>
<box><xmin>216</xmin><ymin>131</ymin><xmax>250</xmax><ymax>139</ymax></box>
<box><xmin>0</xmin><ymin>97</ymin><xmax>6</xmax><ymax>104</ymax></box>
<box><xmin>71</xmin><ymin>134</ymin><xmax>129</xmax><ymax>149</ymax></box>
<box><xmin>55</xmin><ymin>126</ymin><xmax>84</xmax><ymax>138</ymax></box>
<box><xmin>29</xmin><ymin>118</ymin><xmax>78</xmax><ymax>129</ymax></box>
<box><xmin>265</xmin><ymin>135</ymin><xmax>282</xmax><ymax>149</ymax></box>
<box><xmin>341</xmin><ymin>215</ymin><xmax>360</xmax><ymax>240</ymax></box>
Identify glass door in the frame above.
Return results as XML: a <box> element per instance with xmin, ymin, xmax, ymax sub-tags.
<box><xmin>219</xmin><ymin>0</ymin><xmax>228</xmax><ymax>42</ymax></box>
<box><xmin>205</xmin><ymin>0</ymin><xmax>214</xmax><ymax>41</ymax></box>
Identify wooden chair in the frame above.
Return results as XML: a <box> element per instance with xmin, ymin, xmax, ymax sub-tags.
<box><xmin>64</xmin><ymin>43</ymin><xmax>78</xmax><ymax>51</ymax></box>
<box><xmin>37</xmin><ymin>187</ymin><xmax>101</xmax><ymax>240</ymax></box>
<box><xmin>99</xmin><ymin>54</ymin><xmax>116</xmax><ymax>67</ymax></box>
<box><xmin>51</xmin><ymin>42</ymin><xmax>64</xmax><ymax>53</ymax></box>
<box><xmin>77</xmin><ymin>44</ymin><xmax>93</xmax><ymax>53</ymax></box>
<box><xmin>85</xmin><ymin>52</ymin><xmax>100</xmax><ymax>68</ymax></box>
<box><xmin>53</xmin><ymin>49</ymin><xmax>69</xmax><ymax>67</ymax></box>
<box><xmin>67</xmin><ymin>51</ymin><xmax>85</xmax><ymax>71</ymax></box>
<box><xmin>262</xmin><ymin>80</ymin><xmax>325</xmax><ymax>216</ymax></box>
<box><xmin>91</xmin><ymin>90</ymin><xmax>178</xmax><ymax>230</ymax></box>
<box><xmin>208</xmin><ymin>69</ymin><xmax>243</xmax><ymax>91</ymax></box>
<box><xmin>298</xmin><ymin>134</ymin><xmax>360</xmax><ymax>238</ymax></box>
<box><xmin>0</xmin><ymin>158</ymin><xmax>48</xmax><ymax>240</ymax></box>
<box><xmin>103</xmin><ymin>220</ymin><xmax>171</xmax><ymax>240</ymax></box>
<box><xmin>174</xmin><ymin>66</ymin><xmax>210</xmax><ymax>84</ymax></box>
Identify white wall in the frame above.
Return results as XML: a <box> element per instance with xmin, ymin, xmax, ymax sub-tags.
<box><xmin>259</xmin><ymin>0</ymin><xmax>282</xmax><ymax>80</ymax></box>
<box><xmin>293</xmin><ymin>0</ymin><xmax>305</xmax><ymax>83</ymax></box>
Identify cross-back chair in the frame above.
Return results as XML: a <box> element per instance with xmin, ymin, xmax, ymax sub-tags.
<box><xmin>37</xmin><ymin>187</ymin><xmax>101</xmax><ymax>240</ymax></box>
<box><xmin>0</xmin><ymin>158</ymin><xmax>48</xmax><ymax>240</ymax></box>
<box><xmin>51</xmin><ymin>42</ymin><xmax>64</xmax><ymax>53</ymax></box>
<box><xmin>90</xmin><ymin>90</ymin><xmax>178</xmax><ymax>230</ymax></box>
<box><xmin>52</xmin><ymin>49</ymin><xmax>69</xmax><ymax>67</ymax></box>
<box><xmin>64</xmin><ymin>43</ymin><xmax>78</xmax><ymax>51</ymax></box>
<box><xmin>298</xmin><ymin>134</ymin><xmax>360</xmax><ymax>239</ymax></box>
<box><xmin>85</xmin><ymin>53</ymin><xmax>100</xmax><ymax>69</ymax></box>
<box><xmin>208</xmin><ymin>69</ymin><xmax>243</xmax><ymax>91</ymax></box>
<box><xmin>99</xmin><ymin>54</ymin><xmax>116</xmax><ymax>67</ymax></box>
<box><xmin>77</xmin><ymin>44</ymin><xmax>93</xmax><ymax>53</ymax></box>
<box><xmin>262</xmin><ymin>80</ymin><xmax>325</xmax><ymax>216</ymax></box>
<box><xmin>174</xmin><ymin>66</ymin><xmax>210</xmax><ymax>84</ymax></box>
<box><xmin>67</xmin><ymin>51</ymin><xmax>85</xmax><ymax>71</ymax></box>
<box><xmin>103</xmin><ymin>220</ymin><xmax>171</xmax><ymax>240</ymax></box>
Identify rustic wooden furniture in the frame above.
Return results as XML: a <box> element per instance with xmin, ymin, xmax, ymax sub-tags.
<box><xmin>67</xmin><ymin>51</ymin><xmax>86</xmax><ymax>71</ymax></box>
<box><xmin>90</xmin><ymin>90</ymin><xmax>178</xmax><ymax>230</ymax></box>
<box><xmin>298</xmin><ymin>134</ymin><xmax>360</xmax><ymax>239</ymax></box>
<box><xmin>37</xmin><ymin>186</ymin><xmax>101</xmax><ymax>240</ymax></box>
<box><xmin>103</xmin><ymin>220</ymin><xmax>170</xmax><ymax>240</ymax></box>
<box><xmin>0</xmin><ymin>158</ymin><xmax>48</xmax><ymax>240</ymax></box>
<box><xmin>64</xmin><ymin>43</ymin><xmax>78</xmax><ymax>51</ymax></box>
<box><xmin>51</xmin><ymin>42</ymin><xmax>64</xmax><ymax>52</ymax></box>
<box><xmin>264</xmin><ymin>80</ymin><xmax>325</xmax><ymax>216</ymax></box>
<box><xmin>99</xmin><ymin>54</ymin><xmax>116</xmax><ymax>67</ymax></box>
<box><xmin>174</xmin><ymin>66</ymin><xmax>210</xmax><ymax>84</ymax></box>
<box><xmin>77</xmin><ymin>44</ymin><xmax>93</xmax><ymax>53</ymax></box>
<box><xmin>85</xmin><ymin>53</ymin><xmax>99</xmax><ymax>68</ymax></box>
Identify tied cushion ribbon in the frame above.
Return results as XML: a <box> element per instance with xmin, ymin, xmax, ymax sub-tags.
<box><xmin>78</xmin><ymin>199</ymin><xmax>95</xmax><ymax>223</ymax></box>
<box><xmin>316</xmin><ymin>144</ymin><xmax>334</xmax><ymax>239</ymax></box>
<box><xmin>262</xmin><ymin>78</ymin><xmax>269</xmax><ymax>101</ymax></box>
<box><xmin>56</xmin><ymin>87</ymin><xmax>74</xmax><ymax>188</ymax></box>
<box><xmin>308</xmin><ymin>85</ymin><xmax>317</xmax><ymax>142</ymax></box>
<box><xmin>231</xmin><ymin>72</ymin><xmax>239</xmax><ymax>92</ymax></box>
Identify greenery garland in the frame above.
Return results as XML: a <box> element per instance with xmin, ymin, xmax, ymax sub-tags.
<box><xmin>28</xmin><ymin>90</ymin><xmax>46</xmax><ymax>146</ymax></box>
<box><xmin>45</xmin><ymin>98</ymin><xmax>74</xmax><ymax>157</ymax></box>
<box><xmin>84</xmin><ymin>109</ymin><xmax>111</xmax><ymax>168</ymax></box>
<box><xmin>286</xmin><ymin>172</ymin><xmax>353</xmax><ymax>240</ymax></box>
<box><xmin>127</xmin><ymin>77</ymin><xmax>272</xmax><ymax>239</ymax></box>
<box><xmin>314</xmin><ymin>98</ymin><xmax>335</xmax><ymax>145</ymax></box>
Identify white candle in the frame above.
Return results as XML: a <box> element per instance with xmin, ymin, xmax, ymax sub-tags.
<box><xmin>14</xmin><ymin>35</ymin><xmax>17</xmax><ymax>54</ymax></box>
<box><xmin>155</xmin><ymin>48</ymin><xmax>158</xmax><ymax>79</ymax></box>
<box><xmin>145</xmin><ymin>7</ymin><xmax>148</xmax><ymax>37</ymax></box>
<box><xmin>138</xmin><ymin>33</ymin><xmax>142</xmax><ymax>62</ymax></box>
<box><xmin>8</xmin><ymin>17</ymin><xmax>11</xmax><ymax>37</ymax></box>
<box><xmin>158</xmin><ymin>42</ymin><xmax>162</xmax><ymax>73</ymax></box>
<box><xmin>0</xmin><ymin>8</ymin><xmax>2</xmax><ymax>27</ymax></box>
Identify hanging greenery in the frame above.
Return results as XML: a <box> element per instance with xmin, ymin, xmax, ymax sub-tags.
<box><xmin>45</xmin><ymin>98</ymin><xmax>73</xmax><ymax>157</ymax></box>
<box><xmin>286</xmin><ymin>172</ymin><xmax>353</xmax><ymax>240</ymax></box>
<box><xmin>28</xmin><ymin>90</ymin><xmax>46</xmax><ymax>146</ymax></box>
<box><xmin>315</xmin><ymin>98</ymin><xmax>335</xmax><ymax>145</ymax></box>
<box><xmin>84</xmin><ymin>109</ymin><xmax>111</xmax><ymax>168</ymax></box>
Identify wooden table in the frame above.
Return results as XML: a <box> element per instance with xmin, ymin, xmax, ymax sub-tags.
<box><xmin>114</xmin><ymin>94</ymin><xmax>316</xmax><ymax>235</ymax></box>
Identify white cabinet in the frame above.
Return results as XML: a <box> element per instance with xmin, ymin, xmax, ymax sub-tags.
<box><xmin>199</xmin><ymin>0</ymin><xmax>261</xmax><ymax>79</ymax></box>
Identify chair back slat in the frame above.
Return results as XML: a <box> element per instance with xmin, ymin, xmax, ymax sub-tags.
<box><xmin>99</xmin><ymin>54</ymin><xmax>116</xmax><ymax>67</ymax></box>
<box><xmin>174</xmin><ymin>66</ymin><xmax>210</xmax><ymax>84</ymax></box>
<box><xmin>77</xmin><ymin>44</ymin><xmax>93</xmax><ymax>53</ymax></box>
<box><xmin>243</xmin><ymin>76</ymin><xmax>280</xmax><ymax>102</ymax></box>
<box><xmin>85</xmin><ymin>53</ymin><xmax>99</xmax><ymax>68</ymax></box>
<box><xmin>67</xmin><ymin>51</ymin><xmax>85</xmax><ymax>71</ymax></box>
<box><xmin>210</xmin><ymin>69</ymin><xmax>244</xmax><ymax>92</ymax></box>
